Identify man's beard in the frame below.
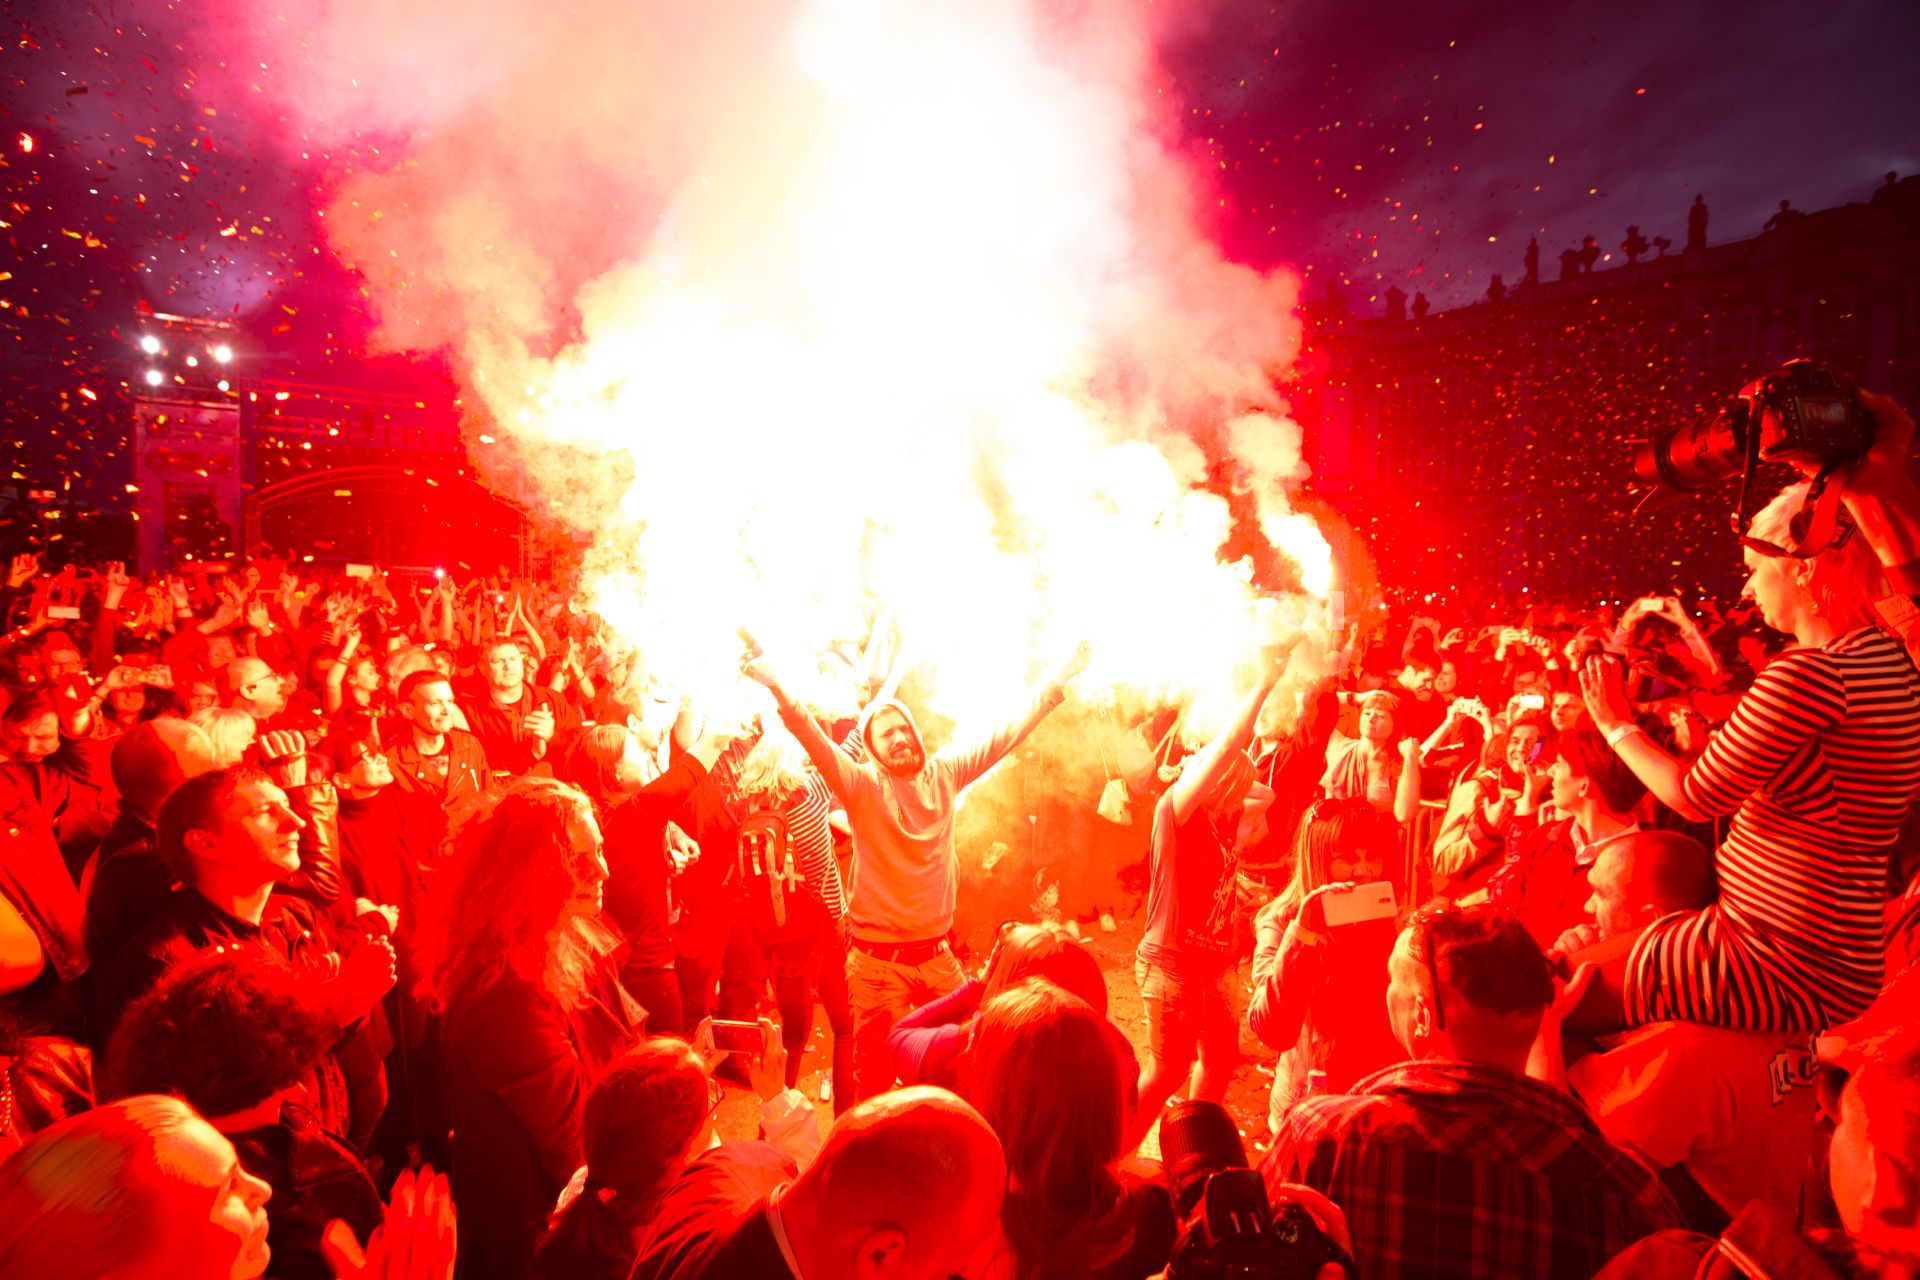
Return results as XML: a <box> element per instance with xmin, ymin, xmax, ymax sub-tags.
<box><xmin>882</xmin><ymin>745</ymin><xmax>926</xmax><ymax>778</ymax></box>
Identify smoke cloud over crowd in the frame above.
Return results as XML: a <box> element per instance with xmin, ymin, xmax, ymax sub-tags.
<box><xmin>206</xmin><ymin>0</ymin><xmax>1334</xmax><ymax>729</ymax></box>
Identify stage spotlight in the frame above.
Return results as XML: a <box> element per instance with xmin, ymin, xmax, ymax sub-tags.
<box><xmin>139</xmin><ymin>335</ymin><xmax>161</xmax><ymax>355</ymax></box>
<box><xmin>144</xmin><ymin>369</ymin><xmax>163</xmax><ymax>386</ymax></box>
<box><xmin>213</xmin><ymin>344</ymin><xmax>234</xmax><ymax>364</ymax></box>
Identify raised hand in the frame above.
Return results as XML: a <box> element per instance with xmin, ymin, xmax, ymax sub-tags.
<box><xmin>6</xmin><ymin>552</ymin><xmax>41</xmax><ymax>590</ymax></box>
<box><xmin>333</xmin><ymin>936</ymin><xmax>400</xmax><ymax>1022</ymax></box>
<box><xmin>260</xmin><ymin>729</ymin><xmax>310</xmax><ymax>787</ymax></box>
<box><xmin>320</xmin><ymin>1165</ymin><xmax>456</xmax><ymax>1280</ymax></box>
<box><xmin>100</xmin><ymin>560</ymin><xmax>132</xmax><ymax>603</ymax></box>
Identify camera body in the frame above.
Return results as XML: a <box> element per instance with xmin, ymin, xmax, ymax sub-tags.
<box><xmin>1160</xmin><ymin>1100</ymin><xmax>1351</xmax><ymax>1280</ymax></box>
<box><xmin>1635</xmin><ymin>359</ymin><xmax>1872</xmax><ymax>495</ymax></box>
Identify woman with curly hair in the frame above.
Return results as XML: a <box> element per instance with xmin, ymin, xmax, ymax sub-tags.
<box><xmin>100</xmin><ymin>948</ymin><xmax>384</xmax><ymax>1280</ymax></box>
<box><xmin>962</xmin><ymin>979</ymin><xmax>1176</xmax><ymax>1280</ymax></box>
<box><xmin>412</xmin><ymin>777</ymin><xmax>643</xmax><ymax>1280</ymax></box>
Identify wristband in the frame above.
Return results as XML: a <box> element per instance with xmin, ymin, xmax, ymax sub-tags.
<box><xmin>1605</xmin><ymin>723</ymin><xmax>1644</xmax><ymax>749</ymax></box>
<box><xmin>1288</xmin><ymin>922</ymin><xmax>1329</xmax><ymax>948</ymax></box>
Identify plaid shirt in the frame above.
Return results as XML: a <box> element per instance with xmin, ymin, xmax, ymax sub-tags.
<box><xmin>1262</xmin><ymin>1058</ymin><xmax>1682</xmax><ymax>1280</ymax></box>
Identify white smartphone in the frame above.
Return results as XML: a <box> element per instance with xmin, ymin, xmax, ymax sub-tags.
<box><xmin>45</xmin><ymin>605</ymin><xmax>81</xmax><ymax>620</ymax></box>
<box><xmin>1321</xmin><ymin>881</ymin><xmax>1399</xmax><ymax>927</ymax></box>
<box><xmin>344</xmin><ymin>563</ymin><xmax>375</xmax><ymax>580</ymax></box>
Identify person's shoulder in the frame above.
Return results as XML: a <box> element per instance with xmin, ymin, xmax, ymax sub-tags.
<box><xmin>446</xmin><ymin>968</ymin><xmax>552</xmax><ymax>1031</ymax></box>
<box><xmin>1272</xmin><ymin>1084</ymin><xmax>1395</xmax><ymax>1145</ymax></box>
<box><xmin>683</xmin><ymin>1139</ymin><xmax>799</xmax><ymax>1190</ymax></box>
<box><xmin>1253</xmin><ymin>892</ymin><xmax>1297</xmax><ymax>934</ymax></box>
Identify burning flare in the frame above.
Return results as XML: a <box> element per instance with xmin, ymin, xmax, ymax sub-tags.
<box><xmin>296</xmin><ymin>0</ymin><xmax>1335</xmax><ymax>723</ymax></box>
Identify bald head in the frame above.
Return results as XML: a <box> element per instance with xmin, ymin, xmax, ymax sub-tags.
<box><xmin>110</xmin><ymin>720</ymin><xmax>217</xmax><ymax>822</ymax></box>
<box><xmin>1587</xmin><ymin>829</ymin><xmax>1715</xmax><ymax>941</ymax></box>
<box><xmin>782</xmin><ymin>1086</ymin><xmax>1005</xmax><ymax>1279</ymax></box>
<box><xmin>225</xmin><ymin>658</ymin><xmax>285</xmax><ymax>719</ymax></box>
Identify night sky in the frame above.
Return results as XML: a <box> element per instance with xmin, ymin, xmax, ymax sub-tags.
<box><xmin>1171</xmin><ymin>0</ymin><xmax>1920</xmax><ymax>309</ymax></box>
<box><xmin>3</xmin><ymin>0</ymin><xmax>1917</xmax><ymax>512</ymax></box>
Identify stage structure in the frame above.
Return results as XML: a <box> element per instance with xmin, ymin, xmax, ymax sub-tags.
<box><xmin>126</xmin><ymin>312</ymin><xmax>526</xmax><ymax>573</ymax></box>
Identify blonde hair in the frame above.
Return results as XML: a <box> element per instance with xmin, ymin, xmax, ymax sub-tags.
<box><xmin>0</xmin><ymin>1095</ymin><xmax>206</xmax><ymax>1278</ymax></box>
<box><xmin>187</xmin><ymin>706</ymin><xmax>256</xmax><ymax>768</ymax></box>
<box><xmin>731</xmin><ymin>724</ymin><xmax>810</xmax><ymax>804</ymax></box>
<box><xmin>1750</xmin><ymin>481</ymin><xmax>1887</xmax><ymax>634</ymax></box>
<box><xmin>567</xmin><ymin>724</ymin><xmax>638</xmax><ymax>811</ymax></box>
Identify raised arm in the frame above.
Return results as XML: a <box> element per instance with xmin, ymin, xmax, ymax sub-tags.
<box><xmin>936</xmin><ymin>642</ymin><xmax>1093</xmax><ymax>792</ymax></box>
<box><xmin>1167</xmin><ymin>643</ymin><xmax>1292</xmax><ymax>826</ymax></box>
<box><xmin>1842</xmin><ymin>391</ymin><xmax>1920</xmax><ymax>573</ymax></box>
<box><xmin>742</xmin><ymin>653</ymin><xmax>863</xmax><ymax>802</ymax></box>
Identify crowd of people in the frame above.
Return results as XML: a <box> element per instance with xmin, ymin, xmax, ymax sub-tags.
<box><xmin>3</xmin><ymin>387</ymin><xmax>1920</xmax><ymax>1279</ymax></box>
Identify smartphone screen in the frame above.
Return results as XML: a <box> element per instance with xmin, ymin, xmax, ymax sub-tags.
<box><xmin>709</xmin><ymin>1020</ymin><xmax>762</xmax><ymax>1055</ymax></box>
<box><xmin>1321</xmin><ymin>881</ymin><xmax>1399</xmax><ymax>927</ymax></box>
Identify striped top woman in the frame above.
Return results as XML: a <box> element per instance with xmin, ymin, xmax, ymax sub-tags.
<box><xmin>1580</xmin><ymin>481</ymin><xmax>1920</xmax><ymax>1032</ymax></box>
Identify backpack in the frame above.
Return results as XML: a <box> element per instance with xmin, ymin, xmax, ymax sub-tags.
<box><xmin>737</xmin><ymin>802</ymin><xmax>804</xmax><ymax>936</ymax></box>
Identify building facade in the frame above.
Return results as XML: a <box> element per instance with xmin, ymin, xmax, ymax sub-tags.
<box><xmin>1291</xmin><ymin>177</ymin><xmax>1920</xmax><ymax>606</ymax></box>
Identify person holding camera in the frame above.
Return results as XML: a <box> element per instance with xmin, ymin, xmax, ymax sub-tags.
<box><xmin>1579</xmin><ymin>466</ymin><xmax>1920</xmax><ymax>1035</ymax></box>
<box><xmin>1262</xmin><ymin>905</ymin><xmax>1680</xmax><ymax>1280</ymax></box>
<box><xmin>1427</xmin><ymin>709</ymin><xmax>1555</xmax><ymax>897</ymax></box>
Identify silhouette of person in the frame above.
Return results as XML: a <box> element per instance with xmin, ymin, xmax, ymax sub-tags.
<box><xmin>1764</xmin><ymin>199</ymin><xmax>1803</xmax><ymax>232</ymax></box>
<box><xmin>1523</xmin><ymin>237</ymin><xmax>1540</xmax><ymax>285</ymax></box>
<box><xmin>1686</xmin><ymin>195</ymin><xmax>1708</xmax><ymax>252</ymax></box>
<box><xmin>1385</xmin><ymin>285</ymin><xmax>1407</xmax><ymax>322</ymax></box>
<box><xmin>1559</xmin><ymin>247</ymin><xmax>1582</xmax><ymax>281</ymax></box>
<box><xmin>1621</xmin><ymin>225</ymin><xmax>1649</xmax><ymax>264</ymax></box>
<box><xmin>1411</xmin><ymin>291</ymin><xmax>1430</xmax><ymax>319</ymax></box>
<box><xmin>1487</xmin><ymin>274</ymin><xmax>1507</xmax><ymax>303</ymax></box>
<box><xmin>1652</xmin><ymin>235</ymin><xmax>1671</xmax><ymax>257</ymax></box>
<box><xmin>1579</xmin><ymin>235</ymin><xmax>1601</xmax><ymax>273</ymax></box>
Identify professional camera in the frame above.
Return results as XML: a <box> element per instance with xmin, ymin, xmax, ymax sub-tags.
<box><xmin>1635</xmin><ymin>359</ymin><xmax>1872</xmax><ymax>500</ymax></box>
<box><xmin>1159</xmin><ymin>1100</ymin><xmax>1352</xmax><ymax>1280</ymax></box>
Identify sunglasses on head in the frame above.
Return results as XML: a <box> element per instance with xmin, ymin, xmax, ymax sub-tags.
<box><xmin>1740</xmin><ymin>511</ymin><xmax>1858</xmax><ymax>561</ymax></box>
<box><xmin>1412</xmin><ymin>904</ymin><xmax>1460</xmax><ymax>1032</ymax></box>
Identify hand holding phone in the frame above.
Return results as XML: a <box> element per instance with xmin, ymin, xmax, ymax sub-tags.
<box><xmin>1318</xmin><ymin>881</ymin><xmax>1399</xmax><ymax>928</ymax></box>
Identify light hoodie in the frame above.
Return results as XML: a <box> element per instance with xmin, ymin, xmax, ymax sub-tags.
<box><xmin>781</xmin><ymin>687</ymin><xmax>1063</xmax><ymax>943</ymax></box>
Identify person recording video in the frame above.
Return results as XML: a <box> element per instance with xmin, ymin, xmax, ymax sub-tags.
<box><xmin>1574</xmin><ymin>384</ymin><xmax>1920</xmax><ymax>1036</ymax></box>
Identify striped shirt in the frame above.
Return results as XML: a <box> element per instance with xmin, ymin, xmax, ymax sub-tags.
<box><xmin>780</xmin><ymin>772</ymin><xmax>847</xmax><ymax>919</ymax></box>
<box><xmin>1628</xmin><ymin>626</ymin><xmax>1920</xmax><ymax>1032</ymax></box>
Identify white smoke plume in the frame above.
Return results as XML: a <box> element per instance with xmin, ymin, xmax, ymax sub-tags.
<box><xmin>218</xmin><ymin>0</ymin><xmax>1336</xmax><ymax>732</ymax></box>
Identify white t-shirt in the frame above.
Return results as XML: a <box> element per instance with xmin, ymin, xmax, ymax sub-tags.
<box><xmin>1568</xmin><ymin>1021</ymin><xmax>1820</xmax><ymax>1220</ymax></box>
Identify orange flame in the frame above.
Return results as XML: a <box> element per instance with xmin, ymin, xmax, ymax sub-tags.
<box><xmin>319</xmin><ymin>1</ymin><xmax>1336</xmax><ymax>725</ymax></box>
